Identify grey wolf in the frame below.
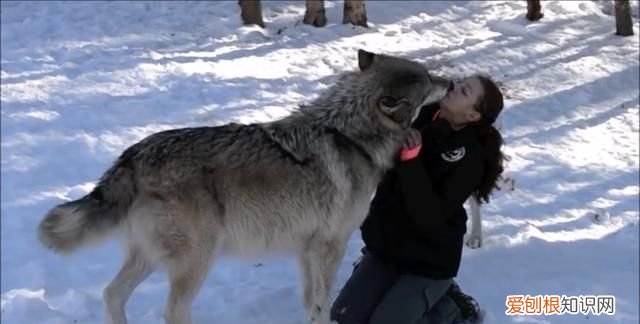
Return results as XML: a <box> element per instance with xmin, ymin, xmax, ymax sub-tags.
<box><xmin>37</xmin><ymin>49</ymin><xmax>452</xmax><ymax>324</ymax></box>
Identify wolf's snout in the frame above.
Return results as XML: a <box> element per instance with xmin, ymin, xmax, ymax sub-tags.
<box><xmin>420</xmin><ymin>75</ymin><xmax>452</xmax><ymax>107</ymax></box>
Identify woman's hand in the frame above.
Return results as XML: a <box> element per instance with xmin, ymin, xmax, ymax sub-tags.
<box><xmin>400</xmin><ymin>128</ymin><xmax>422</xmax><ymax>161</ymax></box>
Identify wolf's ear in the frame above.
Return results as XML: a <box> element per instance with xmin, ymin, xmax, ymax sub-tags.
<box><xmin>358</xmin><ymin>49</ymin><xmax>376</xmax><ymax>71</ymax></box>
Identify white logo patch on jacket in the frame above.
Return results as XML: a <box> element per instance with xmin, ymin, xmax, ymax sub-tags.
<box><xmin>441</xmin><ymin>147</ymin><xmax>465</xmax><ymax>162</ymax></box>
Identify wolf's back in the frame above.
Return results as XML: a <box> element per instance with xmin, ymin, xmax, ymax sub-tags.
<box><xmin>38</xmin><ymin>151</ymin><xmax>138</xmax><ymax>254</ymax></box>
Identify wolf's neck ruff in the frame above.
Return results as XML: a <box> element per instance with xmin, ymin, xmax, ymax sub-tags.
<box><xmin>276</xmin><ymin>72</ymin><xmax>403</xmax><ymax>168</ymax></box>
<box><xmin>324</xmin><ymin>127</ymin><xmax>375</xmax><ymax>164</ymax></box>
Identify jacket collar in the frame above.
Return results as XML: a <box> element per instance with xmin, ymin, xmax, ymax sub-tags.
<box><xmin>413</xmin><ymin>104</ymin><xmax>479</xmax><ymax>148</ymax></box>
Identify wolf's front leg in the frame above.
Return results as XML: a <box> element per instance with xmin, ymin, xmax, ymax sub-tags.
<box><xmin>299</xmin><ymin>234</ymin><xmax>348</xmax><ymax>324</ymax></box>
<box><xmin>298</xmin><ymin>252</ymin><xmax>314</xmax><ymax>314</ymax></box>
<box><xmin>466</xmin><ymin>198</ymin><xmax>483</xmax><ymax>249</ymax></box>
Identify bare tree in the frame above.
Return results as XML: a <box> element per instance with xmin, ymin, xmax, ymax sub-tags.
<box><xmin>615</xmin><ymin>0</ymin><xmax>634</xmax><ymax>36</ymax></box>
<box><xmin>239</xmin><ymin>0</ymin><xmax>368</xmax><ymax>29</ymax></box>
<box><xmin>526</xmin><ymin>0</ymin><xmax>543</xmax><ymax>21</ymax></box>
<box><xmin>239</xmin><ymin>0</ymin><xmax>265</xmax><ymax>28</ymax></box>
<box><xmin>343</xmin><ymin>0</ymin><xmax>368</xmax><ymax>27</ymax></box>
<box><xmin>303</xmin><ymin>0</ymin><xmax>327</xmax><ymax>27</ymax></box>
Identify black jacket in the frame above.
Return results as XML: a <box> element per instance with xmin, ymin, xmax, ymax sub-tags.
<box><xmin>360</xmin><ymin>104</ymin><xmax>484</xmax><ymax>279</ymax></box>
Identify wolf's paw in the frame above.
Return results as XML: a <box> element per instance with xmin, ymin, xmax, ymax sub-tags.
<box><xmin>466</xmin><ymin>235</ymin><xmax>483</xmax><ymax>249</ymax></box>
<box><xmin>309</xmin><ymin>304</ymin><xmax>331</xmax><ymax>324</ymax></box>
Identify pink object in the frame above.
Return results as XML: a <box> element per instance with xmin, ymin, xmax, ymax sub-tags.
<box><xmin>400</xmin><ymin>144</ymin><xmax>422</xmax><ymax>161</ymax></box>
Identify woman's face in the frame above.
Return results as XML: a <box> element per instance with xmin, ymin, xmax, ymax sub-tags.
<box><xmin>439</xmin><ymin>77</ymin><xmax>484</xmax><ymax>127</ymax></box>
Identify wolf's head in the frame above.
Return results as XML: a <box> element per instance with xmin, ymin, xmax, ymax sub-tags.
<box><xmin>354</xmin><ymin>49</ymin><xmax>451</xmax><ymax>130</ymax></box>
<box><xmin>306</xmin><ymin>50</ymin><xmax>450</xmax><ymax>132</ymax></box>
<box><xmin>298</xmin><ymin>49</ymin><xmax>452</xmax><ymax>169</ymax></box>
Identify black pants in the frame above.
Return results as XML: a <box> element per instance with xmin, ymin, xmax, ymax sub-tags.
<box><xmin>331</xmin><ymin>252</ymin><xmax>462</xmax><ymax>324</ymax></box>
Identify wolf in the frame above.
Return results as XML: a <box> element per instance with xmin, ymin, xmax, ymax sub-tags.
<box><xmin>37</xmin><ymin>49</ymin><xmax>452</xmax><ymax>324</ymax></box>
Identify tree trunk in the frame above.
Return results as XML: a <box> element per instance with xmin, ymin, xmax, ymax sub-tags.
<box><xmin>615</xmin><ymin>0</ymin><xmax>634</xmax><ymax>36</ymax></box>
<box><xmin>343</xmin><ymin>0</ymin><xmax>368</xmax><ymax>28</ymax></box>
<box><xmin>239</xmin><ymin>0</ymin><xmax>264</xmax><ymax>28</ymax></box>
<box><xmin>526</xmin><ymin>0</ymin><xmax>543</xmax><ymax>21</ymax></box>
<box><xmin>303</xmin><ymin>0</ymin><xmax>327</xmax><ymax>27</ymax></box>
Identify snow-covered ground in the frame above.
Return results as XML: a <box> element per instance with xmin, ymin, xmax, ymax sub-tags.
<box><xmin>1</xmin><ymin>1</ymin><xmax>638</xmax><ymax>323</ymax></box>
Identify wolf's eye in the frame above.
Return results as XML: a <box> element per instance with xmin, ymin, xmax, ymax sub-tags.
<box><xmin>380</xmin><ymin>96</ymin><xmax>400</xmax><ymax>107</ymax></box>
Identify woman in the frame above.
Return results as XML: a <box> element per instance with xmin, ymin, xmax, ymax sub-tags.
<box><xmin>330</xmin><ymin>75</ymin><xmax>505</xmax><ymax>324</ymax></box>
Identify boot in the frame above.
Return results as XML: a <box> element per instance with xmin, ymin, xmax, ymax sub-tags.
<box><xmin>447</xmin><ymin>281</ymin><xmax>481</xmax><ymax>323</ymax></box>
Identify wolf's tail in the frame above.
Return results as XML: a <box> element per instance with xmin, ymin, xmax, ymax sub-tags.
<box><xmin>38</xmin><ymin>159</ymin><xmax>137</xmax><ymax>254</ymax></box>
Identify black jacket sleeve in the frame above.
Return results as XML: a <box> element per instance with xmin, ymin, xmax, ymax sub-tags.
<box><xmin>397</xmin><ymin>147</ymin><xmax>483</xmax><ymax>235</ymax></box>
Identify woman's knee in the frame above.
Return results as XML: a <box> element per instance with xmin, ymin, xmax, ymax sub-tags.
<box><xmin>330</xmin><ymin>252</ymin><xmax>398</xmax><ymax>323</ymax></box>
<box><xmin>367</xmin><ymin>276</ymin><xmax>454</xmax><ymax>324</ymax></box>
<box><xmin>419</xmin><ymin>295</ymin><xmax>462</xmax><ymax>324</ymax></box>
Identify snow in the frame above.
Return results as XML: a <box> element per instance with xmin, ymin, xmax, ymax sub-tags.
<box><xmin>1</xmin><ymin>1</ymin><xmax>638</xmax><ymax>323</ymax></box>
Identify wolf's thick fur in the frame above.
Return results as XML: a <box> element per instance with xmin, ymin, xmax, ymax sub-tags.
<box><xmin>38</xmin><ymin>50</ymin><xmax>451</xmax><ymax>324</ymax></box>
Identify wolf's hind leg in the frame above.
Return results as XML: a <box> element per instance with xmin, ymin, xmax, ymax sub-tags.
<box><xmin>103</xmin><ymin>247</ymin><xmax>156</xmax><ymax>324</ymax></box>
<box><xmin>163</xmin><ymin>238</ymin><xmax>217</xmax><ymax>324</ymax></box>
